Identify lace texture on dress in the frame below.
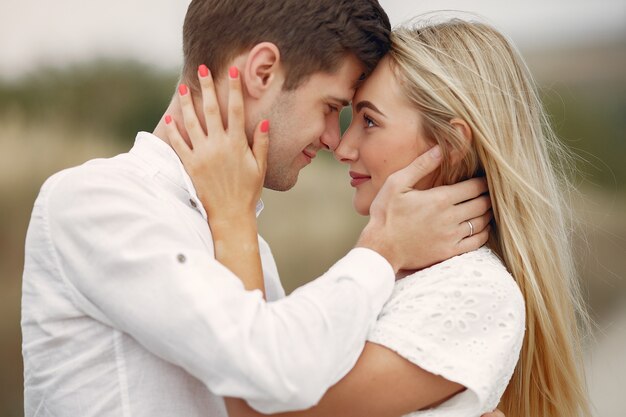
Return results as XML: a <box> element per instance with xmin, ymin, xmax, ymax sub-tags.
<box><xmin>367</xmin><ymin>247</ymin><xmax>525</xmax><ymax>417</ymax></box>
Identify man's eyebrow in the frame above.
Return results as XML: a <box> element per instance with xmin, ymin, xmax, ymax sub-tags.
<box><xmin>355</xmin><ymin>100</ymin><xmax>386</xmax><ymax>117</ymax></box>
<box><xmin>327</xmin><ymin>96</ymin><xmax>351</xmax><ymax>107</ymax></box>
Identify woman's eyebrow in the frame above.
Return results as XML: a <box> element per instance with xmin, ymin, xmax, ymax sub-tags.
<box><xmin>355</xmin><ymin>100</ymin><xmax>386</xmax><ymax>117</ymax></box>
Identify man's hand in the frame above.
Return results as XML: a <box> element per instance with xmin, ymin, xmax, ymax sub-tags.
<box><xmin>482</xmin><ymin>409</ymin><xmax>505</xmax><ymax>417</ymax></box>
<box><xmin>357</xmin><ymin>146</ymin><xmax>492</xmax><ymax>273</ymax></box>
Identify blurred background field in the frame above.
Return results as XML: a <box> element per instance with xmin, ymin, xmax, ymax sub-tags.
<box><xmin>1</xmin><ymin>1</ymin><xmax>625</xmax><ymax>416</ymax></box>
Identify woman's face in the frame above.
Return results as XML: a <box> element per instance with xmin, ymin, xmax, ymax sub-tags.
<box><xmin>335</xmin><ymin>57</ymin><xmax>438</xmax><ymax>215</ymax></box>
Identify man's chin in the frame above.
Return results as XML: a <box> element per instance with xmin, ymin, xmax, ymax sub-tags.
<box><xmin>264</xmin><ymin>172</ymin><xmax>299</xmax><ymax>192</ymax></box>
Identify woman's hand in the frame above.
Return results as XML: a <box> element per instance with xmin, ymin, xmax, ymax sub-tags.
<box><xmin>166</xmin><ymin>65</ymin><xmax>269</xmax><ymax>220</ymax></box>
<box><xmin>165</xmin><ymin>65</ymin><xmax>269</xmax><ymax>297</ymax></box>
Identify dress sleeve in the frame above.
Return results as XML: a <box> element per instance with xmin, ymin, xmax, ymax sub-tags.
<box><xmin>367</xmin><ymin>250</ymin><xmax>525</xmax><ymax>416</ymax></box>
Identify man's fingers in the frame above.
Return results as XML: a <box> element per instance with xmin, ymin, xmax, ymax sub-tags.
<box><xmin>226</xmin><ymin>66</ymin><xmax>245</xmax><ymax>139</ymax></box>
<box><xmin>453</xmin><ymin>194</ymin><xmax>491</xmax><ymax>223</ymax></box>
<box><xmin>165</xmin><ymin>115</ymin><xmax>192</xmax><ymax>163</ymax></box>
<box><xmin>252</xmin><ymin>119</ymin><xmax>270</xmax><ymax>176</ymax></box>
<box><xmin>447</xmin><ymin>177</ymin><xmax>489</xmax><ymax>204</ymax></box>
<box><xmin>480</xmin><ymin>409</ymin><xmax>505</xmax><ymax>417</ymax></box>
<box><xmin>198</xmin><ymin>64</ymin><xmax>224</xmax><ymax>134</ymax></box>
<box><xmin>457</xmin><ymin>225</ymin><xmax>490</xmax><ymax>253</ymax></box>
<box><xmin>391</xmin><ymin>145</ymin><xmax>443</xmax><ymax>188</ymax></box>
<box><xmin>178</xmin><ymin>83</ymin><xmax>205</xmax><ymax>147</ymax></box>
<box><xmin>457</xmin><ymin>210</ymin><xmax>493</xmax><ymax>240</ymax></box>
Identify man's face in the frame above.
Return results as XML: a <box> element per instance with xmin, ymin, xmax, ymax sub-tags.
<box><xmin>263</xmin><ymin>55</ymin><xmax>365</xmax><ymax>191</ymax></box>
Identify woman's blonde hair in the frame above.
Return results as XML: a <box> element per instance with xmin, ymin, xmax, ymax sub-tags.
<box><xmin>388</xmin><ymin>18</ymin><xmax>591</xmax><ymax>417</ymax></box>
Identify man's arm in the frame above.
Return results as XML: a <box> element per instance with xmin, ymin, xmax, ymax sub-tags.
<box><xmin>45</xmin><ymin>149</ymin><xmax>489</xmax><ymax>413</ymax></box>
<box><xmin>44</xmin><ymin>166</ymin><xmax>395</xmax><ymax>413</ymax></box>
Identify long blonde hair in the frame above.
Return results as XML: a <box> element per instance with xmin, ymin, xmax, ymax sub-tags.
<box><xmin>388</xmin><ymin>18</ymin><xmax>591</xmax><ymax>417</ymax></box>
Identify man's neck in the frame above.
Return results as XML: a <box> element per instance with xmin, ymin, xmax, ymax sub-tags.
<box><xmin>152</xmin><ymin>98</ymin><xmax>183</xmax><ymax>147</ymax></box>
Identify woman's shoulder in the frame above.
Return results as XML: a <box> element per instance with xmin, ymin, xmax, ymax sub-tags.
<box><xmin>368</xmin><ymin>246</ymin><xmax>526</xmax><ymax>415</ymax></box>
<box><xmin>389</xmin><ymin>246</ymin><xmax>523</xmax><ymax>310</ymax></box>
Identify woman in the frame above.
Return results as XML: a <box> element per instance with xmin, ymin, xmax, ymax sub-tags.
<box><xmin>166</xmin><ymin>18</ymin><xmax>591</xmax><ymax>417</ymax></box>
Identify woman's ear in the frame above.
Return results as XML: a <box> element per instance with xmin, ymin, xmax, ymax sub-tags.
<box><xmin>448</xmin><ymin>118</ymin><xmax>473</xmax><ymax>165</ymax></box>
<box><xmin>243</xmin><ymin>42</ymin><xmax>282</xmax><ymax>99</ymax></box>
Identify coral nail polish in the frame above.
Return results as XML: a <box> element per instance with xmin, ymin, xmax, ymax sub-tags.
<box><xmin>260</xmin><ymin>119</ymin><xmax>270</xmax><ymax>133</ymax></box>
<box><xmin>165</xmin><ymin>115</ymin><xmax>172</xmax><ymax>125</ymax></box>
<box><xmin>178</xmin><ymin>84</ymin><xmax>188</xmax><ymax>96</ymax></box>
<box><xmin>229</xmin><ymin>66</ymin><xmax>239</xmax><ymax>79</ymax></box>
<box><xmin>198</xmin><ymin>64</ymin><xmax>209</xmax><ymax>78</ymax></box>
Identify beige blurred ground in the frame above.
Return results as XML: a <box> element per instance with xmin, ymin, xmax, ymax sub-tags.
<box><xmin>1</xmin><ymin>41</ymin><xmax>625</xmax><ymax>416</ymax></box>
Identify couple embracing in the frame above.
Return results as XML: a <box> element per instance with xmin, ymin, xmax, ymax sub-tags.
<box><xmin>22</xmin><ymin>1</ymin><xmax>590</xmax><ymax>416</ymax></box>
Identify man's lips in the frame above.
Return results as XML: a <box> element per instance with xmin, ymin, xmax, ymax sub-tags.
<box><xmin>302</xmin><ymin>150</ymin><xmax>316</xmax><ymax>162</ymax></box>
<box><xmin>349</xmin><ymin>171</ymin><xmax>371</xmax><ymax>187</ymax></box>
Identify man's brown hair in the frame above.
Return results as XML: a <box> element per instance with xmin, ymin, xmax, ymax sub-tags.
<box><xmin>182</xmin><ymin>0</ymin><xmax>391</xmax><ymax>90</ymax></box>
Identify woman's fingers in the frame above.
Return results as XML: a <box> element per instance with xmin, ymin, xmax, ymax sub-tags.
<box><xmin>198</xmin><ymin>65</ymin><xmax>224</xmax><ymax>134</ymax></box>
<box><xmin>165</xmin><ymin>115</ymin><xmax>191</xmax><ymax>163</ymax></box>
<box><xmin>227</xmin><ymin>66</ymin><xmax>245</xmax><ymax>139</ymax></box>
<box><xmin>178</xmin><ymin>83</ymin><xmax>205</xmax><ymax>148</ymax></box>
<box><xmin>252</xmin><ymin>119</ymin><xmax>270</xmax><ymax>176</ymax></box>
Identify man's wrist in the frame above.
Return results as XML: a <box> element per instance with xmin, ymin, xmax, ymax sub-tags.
<box><xmin>208</xmin><ymin>208</ymin><xmax>257</xmax><ymax>228</ymax></box>
<box><xmin>355</xmin><ymin>223</ymin><xmax>400</xmax><ymax>273</ymax></box>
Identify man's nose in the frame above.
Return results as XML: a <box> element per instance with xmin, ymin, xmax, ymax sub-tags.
<box><xmin>320</xmin><ymin>129</ymin><xmax>341</xmax><ymax>152</ymax></box>
<box><xmin>320</xmin><ymin>117</ymin><xmax>342</xmax><ymax>151</ymax></box>
<box><xmin>334</xmin><ymin>129</ymin><xmax>357</xmax><ymax>163</ymax></box>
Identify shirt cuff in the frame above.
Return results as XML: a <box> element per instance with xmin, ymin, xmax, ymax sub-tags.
<box><xmin>328</xmin><ymin>248</ymin><xmax>395</xmax><ymax>311</ymax></box>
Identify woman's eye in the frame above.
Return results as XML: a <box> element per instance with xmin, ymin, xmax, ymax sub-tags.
<box><xmin>364</xmin><ymin>114</ymin><xmax>376</xmax><ymax>128</ymax></box>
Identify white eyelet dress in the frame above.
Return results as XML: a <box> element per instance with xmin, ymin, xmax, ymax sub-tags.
<box><xmin>367</xmin><ymin>246</ymin><xmax>525</xmax><ymax>417</ymax></box>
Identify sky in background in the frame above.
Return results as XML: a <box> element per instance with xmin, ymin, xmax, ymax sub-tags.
<box><xmin>0</xmin><ymin>0</ymin><xmax>624</xmax><ymax>79</ymax></box>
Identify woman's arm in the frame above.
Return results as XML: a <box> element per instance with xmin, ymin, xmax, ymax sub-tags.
<box><xmin>225</xmin><ymin>341</ymin><xmax>464</xmax><ymax>417</ymax></box>
<box><xmin>166</xmin><ymin>65</ymin><xmax>269</xmax><ymax>297</ymax></box>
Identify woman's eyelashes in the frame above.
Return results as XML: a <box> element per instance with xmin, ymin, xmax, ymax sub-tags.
<box><xmin>363</xmin><ymin>113</ymin><xmax>377</xmax><ymax>129</ymax></box>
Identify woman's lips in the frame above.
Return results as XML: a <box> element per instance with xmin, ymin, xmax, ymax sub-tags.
<box><xmin>349</xmin><ymin>171</ymin><xmax>371</xmax><ymax>187</ymax></box>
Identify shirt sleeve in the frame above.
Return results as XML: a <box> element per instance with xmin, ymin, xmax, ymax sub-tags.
<box><xmin>43</xmin><ymin>166</ymin><xmax>395</xmax><ymax>413</ymax></box>
<box><xmin>367</xmin><ymin>252</ymin><xmax>525</xmax><ymax>416</ymax></box>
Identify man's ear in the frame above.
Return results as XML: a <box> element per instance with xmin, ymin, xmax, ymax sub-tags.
<box><xmin>448</xmin><ymin>118</ymin><xmax>473</xmax><ymax>165</ymax></box>
<box><xmin>243</xmin><ymin>42</ymin><xmax>282</xmax><ymax>99</ymax></box>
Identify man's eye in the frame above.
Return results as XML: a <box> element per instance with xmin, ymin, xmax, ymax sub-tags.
<box><xmin>328</xmin><ymin>105</ymin><xmax>339</xmax><ymax>113</ymax></box>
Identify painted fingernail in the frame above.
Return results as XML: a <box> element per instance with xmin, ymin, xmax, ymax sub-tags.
<box><xmin>229</xmin><ymin>66</ymin><xmax>239</xmax><ymax>79</ymax></box>
<box><xmin>260</xmin><ymin>119</ymin><xmax>270</xmax><ymax>133</ymax></box>
<box><xmin>430</xmin><ymin>145</ymin><xmax>442</xmax><ymax>159</ymax></box>
<box><xmin>198</xmin><ymin>64</ymin><xmax>209</xmax><ymax>78</ymax></box>
<box><xmin>178</xmin><ymin>84</ymin><xmax>188</xmax><ymax>96</ymax></box>
<box><xmin>165</xmin><ymin>115</ymin><xmax>172</xmax><ymax>125</ymax></box>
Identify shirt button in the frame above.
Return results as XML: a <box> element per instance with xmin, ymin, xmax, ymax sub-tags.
<box><xmin>189</xmin><ymin>199</ymin><xmax>198</xmax><ymax>208</ymax></box>
<box><xmin>177</xmin><ymin>254</ymin><xmax>187</xmax><ymax>263</ymax></box>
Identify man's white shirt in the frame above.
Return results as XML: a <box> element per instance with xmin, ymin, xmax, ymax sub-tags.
<box><xmin>21</xmin><ymin>132</ymin><xmax>395</xmax><ymax>417</ymax></box>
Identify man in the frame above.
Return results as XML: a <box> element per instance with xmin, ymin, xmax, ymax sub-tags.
<box><xmin>22</xmin><ymin>1</ymin><xmax>493</xmax><ymax>416</ymax></box>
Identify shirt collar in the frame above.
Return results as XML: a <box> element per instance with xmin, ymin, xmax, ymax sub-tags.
<box><xmin>130</xmin><ymin>131</ymin><xmax>264</xmax><ymax>219</ymax></box>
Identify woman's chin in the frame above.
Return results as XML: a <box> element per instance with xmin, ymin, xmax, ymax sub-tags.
<box><xmin>352</xmin><ymin>198</ymin><xmax>372</xmax><ymax>216</ymax></box>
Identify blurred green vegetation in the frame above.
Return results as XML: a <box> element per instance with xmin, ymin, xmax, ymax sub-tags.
<box><xmin>0</xmin><ymin>61</ymin><xmax>179</xmax><ymax>143</ymax></box>
<box><xmin>541</xmin><ymin>82</ymin><xmax>626</xmax><ymax>189</ymax></box>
